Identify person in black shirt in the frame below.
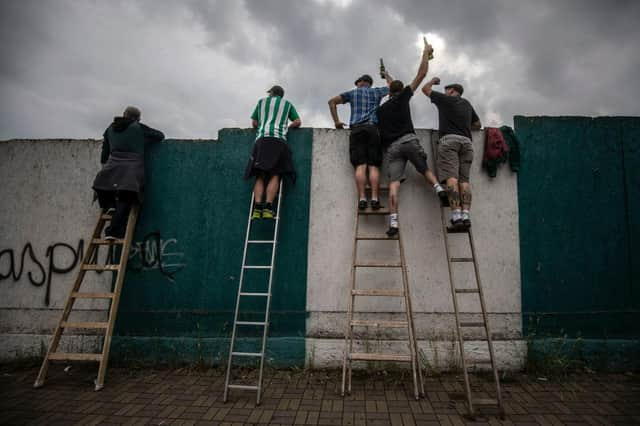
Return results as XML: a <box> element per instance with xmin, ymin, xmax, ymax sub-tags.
<box><xmin>377</xmin><ymin>44</ymin><xmax>447</xmax><ymax>236</ymax></box>
<box><xmin>422</xmin><ymin>79</ymin><xmax>481</xmax><ymax>229</ymax></box>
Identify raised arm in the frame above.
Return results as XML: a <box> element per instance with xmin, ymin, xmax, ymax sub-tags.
<box><xmin>382</xmin><ymin>70</ymin><xmax>393</xmax><ymax>87</ymax></box>
<box><xmin>408</xmin><ymin>44</ymin><xmax>433</xmax><ymax>92</ymax></box>
<box><xmin>421</xmin><ymin>76</ymin><xmax>441</xmax><ymax>97</ymax></box>
<box><xmin>328</xmin><ymin>95</ymin><xmax>347</xmax><ymax>129</ymax></box>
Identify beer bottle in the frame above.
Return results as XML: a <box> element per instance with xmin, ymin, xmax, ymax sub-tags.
<box><xmin>379</xmin><ymin>58</ymin><xmax>386</xmax><ymax>79</ymax></box>
<box><xmin>423</xmin><ymin>36</ymin><xmax>434</xmax><ymax>60</ymax></box>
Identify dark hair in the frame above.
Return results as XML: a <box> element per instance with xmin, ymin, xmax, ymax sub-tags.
<box><xmin>268</xmin><ymin>85</ymin><xmax>285</xmax><ymax>97</ymax></box>
<box><xmin>389</xmin><ymin>80</ymin><xmax>404</xmax><ymax>95</ymax></box>
<box><xmin>123</xmin><ymin>106</ymin><xmax>141</xmax><ymax>121</ymax></box>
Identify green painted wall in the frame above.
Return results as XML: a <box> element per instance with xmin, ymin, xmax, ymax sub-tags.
<box><xmin>111</xmin><ymin>128</ymin><xmax>313</xmax><ymax>366</ymax></box>
<box><xmin>516</xmin><ymin>116</ymin><xmax>639</xmax><ymax>340</ymax></box>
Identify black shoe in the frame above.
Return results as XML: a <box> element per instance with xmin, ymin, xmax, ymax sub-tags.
<box><xmin>462</xmin><ymin>218</ymin><xmax>471</xmax><ymax>228</ymax></box>
<box><xmin>370</xmin><ymin>199</ymin><xmax>381</xmax><ymax>210</ymax></box>
<box><xmin>358</xmin><ymin>199</ymin><xmax>368</xmax><ymax>210</ymax></box>
<box><xmin>386</xmin><ymin>226</ymin><xmax>399</xmax><ymax>237</ymax></box>
<box><xmin>450</xmin><ymin>218</ymin><xmax>464</xmax><ymax>228</ymax></box>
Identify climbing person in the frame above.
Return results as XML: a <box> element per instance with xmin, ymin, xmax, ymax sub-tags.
<box><xmin>328</xmin><ymin>69</ymin><xmax>392</xmax><ymax>211</ymax></box>
<box><xmin>244</xmin><ymin>85</ymin><xmax>301</xmax><ymax>219</ymax></box>
<box><xmin>422</xmin><ymin>79</ymin><xmax>481</xmax><ymax>229</ymax></box>
<box><xmin>377</xmin><ymin>43</ymin><xmax>447</xmax><ymax>236</ymax></box>
<box><xmin>92</xmin><ymin>106</ymin><xmax>165</xmax><ymax>239</ymax></box>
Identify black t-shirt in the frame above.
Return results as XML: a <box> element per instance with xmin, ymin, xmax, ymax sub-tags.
<box><xmin>430</xmin><ymin>90</ymin><xmax>479</xmax><ymax>139</ymax></box>
<box><xmin>377</xmin><ymin>86</ymin><xmax>415</xmax><ymax>146</ymax></box>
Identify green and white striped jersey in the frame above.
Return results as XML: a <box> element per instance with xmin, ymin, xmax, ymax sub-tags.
<box><xmin>251</xmin><ymin>96</ymin><xmax>300</xmax><ymax>141</ymax></box>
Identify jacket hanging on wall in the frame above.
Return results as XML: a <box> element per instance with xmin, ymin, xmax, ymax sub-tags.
<box><xmin>483</xmin><ymin>127</ymin><xmax>509</xmax><ymax>177</ymax></box>
<box><xmin>499</xmin><ymin>125</ymin><xmax>521</xmax><ymax>173</ymax></box>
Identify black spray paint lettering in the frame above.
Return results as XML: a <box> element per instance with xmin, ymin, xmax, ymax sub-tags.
<box><xmin>127</xmin><ymin>232</ymin><xmax>186</xmax><ymax>282</ymax></box>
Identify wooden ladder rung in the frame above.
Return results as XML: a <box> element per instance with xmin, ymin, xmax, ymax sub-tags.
<box><xmin>352</xmin><ymin>289</ymin><xmax>404</xmax><ymax>297</ymax></box>
<box><xmin>454</xmin><ymin>288</ymin><xmax>479</xmax><ymax>294</ymax></box>
<box><xmin>350</xmin><ymin>353</ymin><xmax>411</xmax><ymax>362</ymax></box>
<box><xmin>466</xmin><ymin>358</ymin><xmax>492</xmax><ymax>365</ymax></box>
<box><xmin>358</xmin><ymin>208</ymin><xmax>390</xmax><ymax>215</ymax></box>
<box><xmin>91</xmin><ymin>238</ymin><xmax>125</xmax><ymax>245</ymax></box>
<box><xmin>357</xmin><ymin>234</ymin><xmax>398</xmax><ymax>240</ymax></box>
<box><xmin>472</xmin><ymin>398</ymin><xmax>499</xmax><ymax>405</ymax></box>
<box><xmin>81</xmin><ymin>264</ymin><xmax>120</xmax><ymax>271</ymax></box>
<box><xmin>450</xmin><ymin>257</ymin><xmax>474</xmax><ymax>263</ymax></box>
<box><xmin>100</xmin><ymin>214</ymin><xmax>113</xmax><ymax>220</ymax></box>
<box><xmin>71</xmin><ymin>292</ymin><xmax>115</xmax><ymax>299</ymax></box>
<box><xmin>351</xmin><ymin>320</ymin><xmax>408</xmax><ymax>328</ymax></box>
<box><xmin>354</xmin><ymin>261</ymin><xmax>402</xmax><ymax>268</ymax></box>
<box><xmin>61</xmin><ymin>321</ymin><xmax>109</xmax><ymax>329</ymax></box>
<box><xmin>48</xmin><ymin>353</ymin><xmax>102</xmax><ymax>362</ymax></box>
<box><xmin>459</xmin><ymin>322</ymin><xmax>485</xmax><ymax>327</ymax></box>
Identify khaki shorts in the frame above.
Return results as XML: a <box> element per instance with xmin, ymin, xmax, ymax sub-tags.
<box><xmin>437</xmin><ymin>134</ymin><xmax>474</xmax><ymax>183</ymax></box>
<box><xmin>385</xmin><ymin>136</ymin><xmax>429</xmax><ymax>183</ymax></box>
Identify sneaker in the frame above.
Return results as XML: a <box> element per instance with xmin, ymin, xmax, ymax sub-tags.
<box><xmin>370</xmin><ymin>199</ymin><xmax>381</xmax><ymax>210</ymax></box>
<box><xmin>435</xmin><ymin>185</ymin><xmax>449</xmax><ymax>207</ymax></box>
<box><xmin>386</xmin><ymin>226</ymin><xmax>399</xmax><ymax>237</ymax></box>
<box><xmin>104</xmin><ymin>235</ymin><xmax>117</xmax><ymax>241</ymax></box>
<box><xmin>358</xmin><ymin>199</ymin><xmax>368</xmax><ymax>210</ymax></box>
<box><xmin>252</xmin><ymin>208</ymin><xmax>262</xmax><ymax>220</ymax></box>
<box><xmin>450</xmin><ymin>218</ymin><xmax>464</xmax><ymax>228</ymax></box>
<box><xmin>461</xmin><ymin>212</ymin><xmax>471</xmax><ymax>228</ymax></box>
<box><xmin>262</xmin><ymin>208</ymin><xmax>275</xmax><ymax>219</ymax></box>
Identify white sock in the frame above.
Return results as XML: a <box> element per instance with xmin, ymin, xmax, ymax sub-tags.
<box><xmin>433</xmin><ymin>183</ymin><xmax>444</xmax><ymax>192</ymax></box>
<box><xmin>462</xmin><ymin>209</ymin><xmax>470</xmax><ymax>220</ymax></box>
<box><xmin>389</xmin><ymin>213</ymin><xmax>398</xmax><ymax>228</ymax></box>
<box><xmin>359</xmin><ymin>197</ymin><xmax>367</xmax><ymax>202</ymax></box>
<box><xmin>451</xmin><ymin>210</ymin><xmax>462</xmax><ymax>222</ymax></box>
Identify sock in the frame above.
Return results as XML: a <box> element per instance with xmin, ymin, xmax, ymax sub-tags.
<box><xmin>359</xmin><ymin>197</ymin><xmax>367</xmax><ymax>202</ymax></box>
<box><xmin>371</xmin><ymin>197</ymin><xmax>378</xmax><ymax>202</ymax></box>
<box><xmin>434</xmin><ymin>183</ymin><xmax>444</xmax><ymax>192</ymax></box>
<box><xmin>255</xmin><ymin>202</ymin><xmax>264</xmax><ymax>210</ymax></box>
<box><xmin>265</xmin><ymin>202</ymin><xmax>273</xmax><ymax>210</ymax></box>
<box><xmin>451</xmin><ymin>209</ymin><xmax>462</xmax><ymax>222</ymax></box>
<box><xmin>462</xmin><ymin>209</ymin><xmax>470</xmax><ymax>220</ymax></box>
<box><xmin>389</xmin><ymin>213</ymin><xmax>398</xmax><ymax>228</ymax></box>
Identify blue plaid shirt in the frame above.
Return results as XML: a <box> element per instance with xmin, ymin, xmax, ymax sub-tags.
<box><xmin>341</xmin><ymin>86</ymin><xmax>389</xmax><ymax>126</ymax></box>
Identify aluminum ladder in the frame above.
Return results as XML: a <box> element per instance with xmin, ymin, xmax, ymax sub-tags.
<box><xmin>34</xmin><ymin>205</ymin><xmax>139</xmax><ymax>391</ymax></box>
<box><xmin>224</xmin><ymin>182</ymin><xmax>283</xmax><ymax>405</ymax></box>
<box><xmin>341</xmin><ymin>187</ymin><xmax>424</xmax><ymax>400</ymax></box>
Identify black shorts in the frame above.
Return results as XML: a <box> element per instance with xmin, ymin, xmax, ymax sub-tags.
<box><xmin>244</xmin><ymin>136</ymin><xmax>296</xmax><ymax>182</ymax></box>
<box><xmin>349</xmin><ymin>124</ymin><xmax>382</xmax><ymax>167</ymax></box>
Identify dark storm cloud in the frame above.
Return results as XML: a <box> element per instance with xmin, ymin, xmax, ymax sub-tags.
<box><xmin>0</xmin><ymin>0</ymin><xmax>639</xmax><ymax>139</ymax></box>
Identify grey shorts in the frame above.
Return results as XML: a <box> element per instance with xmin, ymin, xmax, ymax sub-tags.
<box><xmin>385</xmin><ymin>136</ymin><xmax>429</xmax><ymax>183</ymax></box>
<box><xmin>437</xmin><ymin>134</ymin><xmax>474</xmax><ymax>183</ymax></box>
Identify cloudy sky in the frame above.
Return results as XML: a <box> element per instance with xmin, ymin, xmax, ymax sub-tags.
<box><xmin>1</xmin><ymin>0</ymin><xmax>639</xmax><ymax>139</ymax></box>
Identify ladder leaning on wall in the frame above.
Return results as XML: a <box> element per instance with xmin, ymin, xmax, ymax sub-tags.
<box><xmin>341</xmin><ymin>186</ymin><xmax>424</xmax><ymax>400</ymax></box>
<box><xmin>34</xmin><ymin>205</ymin><xmax>139</xmax><ymax>391</ymax></box>
<box><xmin>431</xmin><ymin>139</ymin><xmax>504</xmax><ymax>418</ymax></box>
<box><xmin>224</xmin><ymin>182</ymin><xmax>284</xmax><ymax>405</ymax></box>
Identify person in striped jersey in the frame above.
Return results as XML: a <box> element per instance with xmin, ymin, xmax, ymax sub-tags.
<box><xmin>244</xmin><ymin>85</ymin><xmax>301</xmax><ymax>219</ymax></box>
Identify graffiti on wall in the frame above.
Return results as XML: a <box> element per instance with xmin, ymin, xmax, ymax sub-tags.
<box><xmin>0</xmin><ymin>232</ymin><xmax>185</xmax><ymax>305</ymax></box>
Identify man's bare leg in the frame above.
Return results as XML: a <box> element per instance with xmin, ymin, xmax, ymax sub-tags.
<box><xmin>446</xmin><ymin>177</ymin><xmax>463</xmax><ymax>225</ymax></box>
<box><xmin>386</xmin><ymin>180</ymin><xmax>401</xmax><ymax>237</ymax></box>
<box><xmin>355</xmin><ymin>164</ymin><xmax>367</xmax><ymax>199</ymax></box>
<box><xmin>265</xmin><ymin>175</ymin><xmax>281</xmax><ymax>204</ymax></box>
<box><xmin>253</xmin><ymin>177</ymin><xmax>265</xmax><ymax>204</ymax></box>
<box><xmin>460</xmin><ymin>182</ymin><xmax>472</xmax><ymax>227</ymax></box>
<box><xmin>368</xmin><ymin>165</ymin><xmax>380</xmax><ymax>204</ymax></box>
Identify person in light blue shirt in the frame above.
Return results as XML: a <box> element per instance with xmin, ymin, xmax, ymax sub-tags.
<box><xmin>328</xmin><ymin>72</ymin><xmax>392</xmax><ymax>210</ymax></box>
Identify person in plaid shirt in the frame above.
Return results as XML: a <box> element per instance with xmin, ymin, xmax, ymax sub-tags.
<box><xmin>328</xmin><ymin>71</ymin><xmax>392</xmax><ymax>210</ymax></box>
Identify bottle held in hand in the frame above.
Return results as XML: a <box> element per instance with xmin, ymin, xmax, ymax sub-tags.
<box><xmin>379</xmin><ymin>58</ymin><xmax>386</xmax><ymax>79</ymax></box>
<box><xmin>423</xmin><ymin>36</ymin><xmax>434</xmax><ymax>60</ymax></box>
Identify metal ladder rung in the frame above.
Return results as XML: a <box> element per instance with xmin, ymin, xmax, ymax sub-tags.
<box><xmin>354</xmin><ymin>261</ymin><xmax>402</xmax><ymax>268</ymax></box>
<box><xmin>454</xmin><ymin>288</ymin><xmax>479</xmax><ymax>294</ymax></box>
<box><xmin>357</xmin><ymin>234</ymin><xmax>398</xmax><ymax>240</ymax></box>
<box><xmin>71</xmin><ymin>292</ymin><xmax>115</xmax><ymax>299</ymax></box>
<box><xmin>91</xmin><ymin>238</ymin><xmax>125</xmax><ymax>245</ymax></box>
<box><xmin>81</xmin><ymin>264</ymin><xmax>120</xmax><ymax>271</ymax></box>
<box><xmin>61</xmin><ymin>321</ymin><xmax>109</xmax><ymax>329</ymax></box>
<box><xmin>227</xmin><ymin>384</ymin><xmax>259</xmax><ymax>390</ymax></box>
<box><xmin>235</xmin><ymin>321</ymin><xmax>267</xmax><ymax>326</ymax></box>
<box><xmin>350</xmin><ymin>353</ymin><xmax>412</xmax><ymax>362</ymax></box>
<box><xmin>450</xmin><ymin>257</ymin><xmax>474</xmax><ymax>263</ymax></box>
<box><xmin>352</xmin><ymin>289</ymin><xmax>404</xmax><ymax>297</ymax></box>
<box><xmin>48</xmin><ymin>353</ymin><xmax>102</xmax><ymax>362</ymax></box>
<box><xmin>239</xmin><ymin>292</ymin><xmax>269</xmax><ymax>297</ymax></box>
<box><xmin>459</xmin><ymin>322</ymin><xmax>485</xmax><ymax>327</ymax></box>
<box><xmin>242</xmin><ymin>265</ymin><xmax>272</xmax><ymax>270</ymax></box>
<box><xmin>351</xmin><ymin>320</ymin><xmax>408</xmax><ymax>328</ymax></box>
<box><xmin>247</xmin><ymin>240</ymin><xmax>275</xmax><ymax>244</ymax></box>
<box><xmin>231</xmin><ymin>352</ymin><xmax>263</xmax><ymax>357</ymax></box>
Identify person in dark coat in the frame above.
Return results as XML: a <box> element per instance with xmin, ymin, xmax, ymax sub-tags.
<box><xmin>92</xmin><ymin>106</ymin><xmax>164</xmax><ymax>239</ymax></box>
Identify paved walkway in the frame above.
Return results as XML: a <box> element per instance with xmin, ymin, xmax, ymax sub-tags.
<box><xmin>1</xmin><ymin>366</ymin><xmax>638</xmax><ymax>425</ymax></box>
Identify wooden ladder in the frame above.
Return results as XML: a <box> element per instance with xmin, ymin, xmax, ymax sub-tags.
<box><xmin>34</xmin><ymin>205</ymin><xmax>139</xmax><ymax>391</ymax></box>
<box><xmin>341</xmin><ymin>188</ymin><xmax>424</xmax><ymax>399</ymax></box>
<box><xmin>224</xmin><ymin>182</ymin><xmax>284</xmax><ymax>405</ymax></box>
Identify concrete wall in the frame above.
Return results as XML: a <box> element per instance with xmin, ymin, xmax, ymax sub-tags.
<box><xmin>0</xmin><ymin>129</ymin><xmax>525</xmax><ymax>370</ymax></box>
<box><xmin>306</xmin><ymin>129</ymin><xmax>524</xmax><ymax>370</ymax></box>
